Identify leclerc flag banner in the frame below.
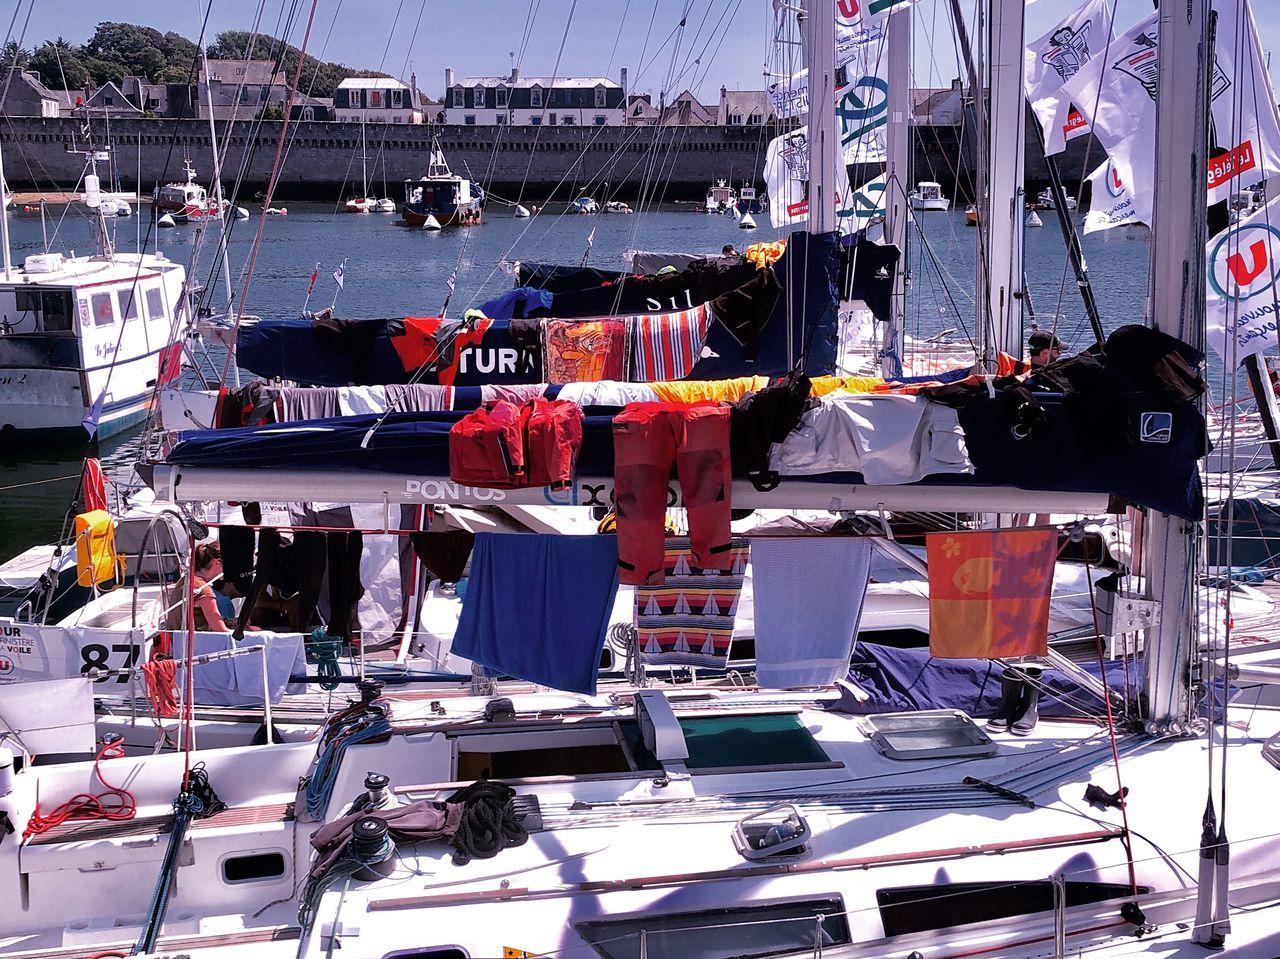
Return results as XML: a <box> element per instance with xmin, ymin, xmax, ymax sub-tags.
<box><xmin>1081</xmin><ymin>158</ymin><xmax>1141</xmax><ymax>235</ymax></box>
<box><xmin>926</xmin><ymin>529</ymin><xmax>1057</xmax><ymax>659</ymax></box>
<box><xmin>1059</xmin><ymin>0</ymin><xmax>1280</xmax><ymax>226</ymax></box>
<box><xmin>1206</xmin><ymin>192</ymin><xmax>1280</xmax><ymax>363</ymax></box>
<box><xmin>1026</xmin><ymin>0</ymin><xmax>1113</xmax><ymax>151</ymax></box>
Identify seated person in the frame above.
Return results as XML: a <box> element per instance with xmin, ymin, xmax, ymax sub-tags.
<box><xmin>163</xmin><ymin>542</ymin><xmax>229</xmax><ymax>631</ymax></box>
<box><xmin>1028</xmin><ymin>330</ymin><xmax>1066</xmax><ymax>369</ymax></box>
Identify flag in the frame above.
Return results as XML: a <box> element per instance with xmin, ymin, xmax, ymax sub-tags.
<box><xmin>835</xmin><ymin>0</ymin><xmax>918</xmax><ymax>30</ymax></box>
<box><xmin>332</xmin><ymin>262</ymin><xmax>345</xmax><ymax>290</ymax></box>
<box><xmin>767</xmin><ymin>68</ymin><xmax>810</xmax><ymax>120</ymax></box>
<box><xmin>1081</xmin><ymin>158</ymin><xmax>1140</xmax><ymax>235</ymax></box>
<box><xmin>926</xmin><ymin>529</ymin><xmax>1057</xmax><ymax>659</ymax></box>
<box><xmin>1060</xmin><ymin>0</ymin><xmax>1280</xmax><ymax>224</ymax></box>
<box><xmin>1205</xmin><ymin>192</ymin><xmax>1280</xmax><ymax>363</ymax></box>
<box><xmin>82</xmin><ymin>392</ymin><xmax>106</xmax><ymax>440</ymax></box>
<box><xmin>307</xmin><ymin>263</ymin><xmax>319</xmax><ymax>295</ymax></box>
<box><xmin>1025</xmin><ymin>0</ymin><xmax>1113</xmax><ymax>150</ymax></box>
<box><xmin>837</xmin><ymin>172</ymin><xmax>887</xmax><ymax>226</ymax></box>
<box><xmin>446</xmin><ymin>267</ymin><xmax>457</xmax><ymax>295</ymax></box>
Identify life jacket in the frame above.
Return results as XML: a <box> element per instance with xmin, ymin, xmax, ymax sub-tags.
<box><xmin>448</xmin><ymin>400</ymin><xmax>529</xmax><ymax>488</ymax></box>
<box><xmin>74</xmin><ymin>510</ymin><xmax>124</xmax><ymax>588</ymax></box>
<box><xmin>523</xmin><ymin>399</ymin><xmax>583</xmax><ymax>491</ymax></box>
<box><xmin>448</xmin><ymin>398</ymin><xmax>583</xmax><ymax>490</ymax></box>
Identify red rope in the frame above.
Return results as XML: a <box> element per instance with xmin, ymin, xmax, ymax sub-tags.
<box><xmin>22</xmin><ymin>740</ymin><xmax>136</xmax><ymax>841</ymax></box>
<box><xmin>142</xmin><ymin>658</ymin><xmax>179</xmax><ymax>719</ymax></box>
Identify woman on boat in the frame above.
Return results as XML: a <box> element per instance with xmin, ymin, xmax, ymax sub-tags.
<box><xmin>163</xmin><ymin>542</ymin><xmax>231</xmax><ymax>632</ymax></box>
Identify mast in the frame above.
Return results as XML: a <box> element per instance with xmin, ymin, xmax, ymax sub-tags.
<box><xmin>198</xmin><ymin>15</ymin><xmax>237</xmax><ymax>316</ymax></box>
<box><xmin>1143</xmin><ymin>0</ymin><xmax>1210</xmax><ymax>733</ymax></box>
<box><xmin>982</xmin><ymin>0</ymin><xmax>1026</xmax><ymax>360</ymax></box>
<box><xmin>881</xmin><ymin>6</ymin><xmax>911</xmax><ymax>378</ymax></box>
<box><xmin>805</xmin><ymin>0</ymin><xmax>838</xmax><ymax>236</ymax></box>
<box><xmin>0</xmin><ymin>128</ymin><xmax>13</xmax><ymax>279</ymax></box>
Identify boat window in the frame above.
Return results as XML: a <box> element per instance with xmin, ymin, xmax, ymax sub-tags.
<box><xmin>619</xmin><ymin>713</ymin><xmax>832</xmax><ymax>771</ymax></box>
<box><xmin>877</xmin><ymin>881</ymin><xmax>1148</xmax><ymax>937</ymax></box>
<box><xmin>222</xmin><ymin>851</ymin><xmax>286</xmax><ymax>883</ymax></box>
<box><xmin>454</xmin><ymin>723</ymin><xmax>635</xmax><ymax>781</ymax></box>
<box><xmin>145</xmin><ymin>287</ymin><xmax>166</xmax><ymax>322</ymax></box>
<box><xmin>41</xmin><ymin>292</ymin><xmax>72</xmax><ymax>331</ymax></box>
<box><xmin>89</xmin><ymin>292</ymin><xmax>115</xmax><ymax>327</ymax></box>
<box><xmin>575</xmin><ymin>895</ymin><xmax>850</xmax><ymax>959</ymax></box>
<box><xmin>117</xmin><ymin>287</ymin><xmax>140</xmax><ymax>322</ymax></box>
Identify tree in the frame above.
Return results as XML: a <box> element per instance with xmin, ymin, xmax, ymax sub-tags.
<box><xmin>82</xmin><ymin>56</ymin><xmax>125</xmax><ymax>88</ymax></box>
<box><xmin>0</xmin><ymin>40</ymin><xmax>28</xmax><ymax>70</ymax></box>
<box><xmin>28</xmin><ymin>43</ymin><xmax>89</xmax><ymax>90</ymax></box>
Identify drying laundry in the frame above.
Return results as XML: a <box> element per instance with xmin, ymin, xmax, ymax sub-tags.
<box><xmin>557</xmin><ymin>381</ymin><xmax>660</xmax><ymax>407</ymax></box>
<box><xmin>385</xmin><ymin>383</ymin><xmax>453</xmax><ymax>412</ymax></box>
<box><xmin>926</xmin><ymin>529</ymin><xmax>1058</xmax><ymax>659</ymax></box>
<box><xmin>635</xmin><ymin>537</ymin><xmax>749</xmax><ymax>668</ymax></box>
<box><xmin>770</xmin><ymin>392</ymin><xmax>973</xmax><ymax>484</ymax></box>
<box><xmin>410</xmin><ymin>530</ymin><xmax>475</xmax><ymax>583</ymax></box>
<box><xmin>630</xmin><ymin>304</ymin><xmax>712</xmax><ymax>381</ymax></box>
<box><xmin>809</xmin><ymin>375</ymin><xmax>885</xmax><ymax>396</ymax></box>
<box><xmin>452</xmin><ymin>533</ymin><xmax>621</xmax><ymax>695</ymax></box>
<box><xmin>390</xmin><ymin>316</ymin><xmax>494</xmax><ymax>384</ymax></box>
<box><xmin>751</xmin><ymin>537</ymin><xmax>872</xmax><ymax>688</ymax></box>
<box><xmin>650</xmin><ymin>376</ymin><xmax>768</xmax><ymax>404</ymax></box>
<box><xmin>481</xmin><ymin>384</ymin><xmax>549</xmax><ymax>406</ymax></box>
<box><xmin>338</xmin><ymin>385</ymin><xmax>389</xmax><ymax>416</ymax></box>
<box><xmin>612</xmin><ymin>403</ymin><xmax>733</xmax><ymax>586</ymax></box>
<box><xmin>542</xmin><ymin>319</ymin><xmax>629</xmax><ymax>383</ymax></box>
<box><xmin>278</xmin><ymin>387</ymin><xmax>341</xmax><ymax>422</ymax></box>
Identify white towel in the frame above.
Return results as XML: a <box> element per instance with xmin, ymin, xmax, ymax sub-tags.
<box><xmin>338</xmin><ymin>385</ymin><xmax>389</xmax><ymax>416</ymax></box>
<box><xmin>751</xmin><ymin>537</ymin><xmax>872</xmax><ymax>689</ymax></box>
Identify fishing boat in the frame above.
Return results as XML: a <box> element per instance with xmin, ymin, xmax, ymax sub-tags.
<box><xmin>153</xmin><ymin>157</ymin><xmax>224</xmax><ymax>223</ymax></box>
<box><xmin>400</xmin><ymin>142</ymin><xmax>484</xmax><ymax>227</ymax></box>
<box><xmin>705</xmin><ymin>178</ymin><xmax>737</xmax><ymax>214</ymax></box>
<box><xmin>908</xmin><ymin>180</ymin><xmax>950</xmax><ymax>211</ymax></box>
<box><xmin>736</xmin><ymin>184</ymin><xmax>768</xmax><ymax>216</ymax></box>
<box><xmin>0</xmin><ymin>147</ymin><xmax>189</xmax><ymax>440</ymax></box>
<box><xmin>965</xmin><ymin>204</ymin><xmax>978</xmax><ymax>225</ymax></box>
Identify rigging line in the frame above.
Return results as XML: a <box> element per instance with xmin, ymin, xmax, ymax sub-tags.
<box><xmin>605</xmin><ymin>0</ymin><xmax>634</xmax><ymax>78</ymax></box>
<box><xmin>218</xmin><ymin>0</ymin><xmax>321</xmax><ymax>387</ymax></box>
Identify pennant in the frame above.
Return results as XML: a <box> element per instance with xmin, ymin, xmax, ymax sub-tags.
<box><xmin>927</xmin><ymin>529</ymin><xmax>1057</xmax><ymax>659</ymax></box>
<box><xmin>332</xmin><ymin>262</ymin><xmax>345</xmax><ymax>290</ymax></box>
<box><xmin>1081</xmin><ymin>158</ymin><xmax>1141</xmax><ymax>235</ymax></box>
<box><xmin>1025</xmin><ymin>0</ymin><xmax>1113</xmax><ymax>149</ymax></box>
<box><xmin>82</xmin><ymin>392</ymin><xmax>106</xmax><ymax>439</ymax></box>
<box><xmin>307</xmin><ymin>263</ymin><xmax>319</xmax><ymax>295</ymax></box>
<box><xmin>1205</xmin><ymin>192</ymin><xmax>1280</xmax><ymax>363</ymax></box>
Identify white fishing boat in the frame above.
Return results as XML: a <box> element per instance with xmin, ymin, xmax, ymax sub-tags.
<box><xmin>0</xmin><ymin>152</ymin><xmax>189</xmax><ymax>439</ymax></box>
<box><xmin>153</xmin><ymin>157</ymin><xmax>224</xmax><ymax>223</ymax></box>
<box><xmin>908</xmin><ymin>180</ymin><xmax>950</xmax><ymax>211</ymax></box>
<box><xmin>705</xmin><ymin>178</ymin><xmax>737</xmax><ymax>214</ymax></box>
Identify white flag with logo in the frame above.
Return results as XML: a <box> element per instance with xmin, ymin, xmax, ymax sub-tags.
<box><xmin>1060</xmin><ymin>0</ymin><xmax>1280</xmax><ymax>225</ymax></box>
<box><xmin>768</xmin><ymin>69</ymin><xmax>810</xmax><ymax>120</ymax></box>
<box><xmin>332</xmin><ymin>262</ymin><xmax>345</xmax><ymax>290</ymax></box>
<box><xmin>837</xmin><ymin>173</ymin><xmax>887</xmax><ymax>228</ymax></box>
<box><xmin>765</xmin><ymin>127</ymin><xmax>815</xmax><ymax>228</ymax></box>
<box><xmin>835</xmin><ymin>0</ymin><xmax>918</xmax><ymax>31</ymax></box>
<box><xmin>1026</xmin><ymin>0</ymin><xmax>1113</xmax><ymax>152</ymax></box>
<box><xmin>1206</xmin><ymin>193</ymin><xmax>1280</xmax><ymax>362</ymax></box>
<box><xmin>1082</xmin><ymin>158</ymin><xmax>1141</xmax><ymax>234</ymax></box>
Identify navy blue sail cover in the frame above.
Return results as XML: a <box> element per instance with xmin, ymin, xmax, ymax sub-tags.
<box><xmin>234</xmin><ymin>232</ymin><xmax>841</xmax><ymax>386</ymax></box>
<box><xmin>167</xmin><ymin>387</ymin><xmax>1204</xmax><ymax>518</ymax></box>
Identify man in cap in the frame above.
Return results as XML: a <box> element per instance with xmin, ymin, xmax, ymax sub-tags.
<box><xmin>1028</xmin><ymin>330</ymin><xmax>1066</xmax><ymax>369</ymax></box>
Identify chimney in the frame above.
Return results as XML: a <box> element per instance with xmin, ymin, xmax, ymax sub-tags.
<box><xmin>511</xmin><ymin>67</ymin><xmax>519</xmax><ymax>84</ymax></box>
<box><xmin>410</xmin><ymin>71</ymin><xmax>419</xmax><ymax>120</ymax></box>
<box><xmin>620</xmin><ymin>67</ymin><xmax>628</xmax><ymax>102</ymax></box>
<box><xmin>445</xmin><ymin>67</ymin><xmax>455</xmax><ymax>91</ymax></box>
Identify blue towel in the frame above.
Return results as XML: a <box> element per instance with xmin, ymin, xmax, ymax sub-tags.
<box><xmin>453</xmin><ymin>533</ymin><xmax>620</xmax><ymax>695</ymax></box>
<box><xmin>230</xmin><ymin>631</ymin><xmax>307</xmax><ymax>702</ymax></box>
<box><xmin>750</xmin><ymin>537</ymin><xmax>873</xmax><ymax>688</ymax></box>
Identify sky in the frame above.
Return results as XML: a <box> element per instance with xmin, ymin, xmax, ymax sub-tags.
<box><xmin>10</xmin><ymin>0</ymin><xmax>1280</xmax><ymax>100</ymax></box>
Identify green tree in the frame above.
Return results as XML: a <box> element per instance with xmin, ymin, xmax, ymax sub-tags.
<box><xmin>82</xmin><ymin>56</ymin><xmax>126</xmax><ymax>88</ymax></box>
<box><xmin>28</xmin><ymin>43</ymin><xmax>89</xmax><ymax>89</ymax></box>
<box><xmin>0</xmin><ymin>40</ymin><xmax>28</xmax><ymax>69</ymax></box>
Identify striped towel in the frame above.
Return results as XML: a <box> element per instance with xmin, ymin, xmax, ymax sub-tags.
<box><xmin>635</xmin><ymin>536</ymin><xmax>749</xmax><ymax>668</ymax></box>
<box><xmin>630</xmin><ymin>304</ymin><xmax>712</xmax><ymax>382</ymax></box>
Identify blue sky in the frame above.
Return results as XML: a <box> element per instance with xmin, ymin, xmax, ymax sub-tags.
<box><xmin>13</xmin><ymin>0</ymin><xmax>1280</xmax><ymax>100</ymax></box>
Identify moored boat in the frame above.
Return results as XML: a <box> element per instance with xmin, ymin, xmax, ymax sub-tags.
<box><xmin>400</xmin><ymin>142</ymin><xmax>484</xmax><ymax>227</ymax></box>
<box><xmin>153</xmin><ymin>157</ymin><xmax>223</xmax><ymax>223</ymax></box>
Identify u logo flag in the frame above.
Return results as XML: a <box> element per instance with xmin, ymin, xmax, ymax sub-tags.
<box><xmin>926</xmin><ymin>529</ymin><xmax>1057</xmax><ymax>659</ymax></box>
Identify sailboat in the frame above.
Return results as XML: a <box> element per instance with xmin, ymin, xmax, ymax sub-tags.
<box><xmin>5</xmin><ymin>3</ymin><xmax>1280</xmax><ymax>957</ymax></box>
<box><xmin>343</xmin><ymin>120</ymin><xmax>374</xmax><ymax>214</ymax></box>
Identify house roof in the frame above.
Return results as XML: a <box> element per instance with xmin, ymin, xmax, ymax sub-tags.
<box><xmin>660</xmin><ymin>90</ymin><xmax>715</xmax><ymax>125</ymax></box>
<box><xmin>458</xmin><ymin>76</ymin><xmax>620</xmax><ymax>90</ymax></box>
<box><xmin>717</xmin><ymin>90</ymin><xmax>772</xmax><ymax>124</ymax></box>
<box><xmin>336</xmin><ymin>77</ymin><xmax>408</xmax><ymax>91</ymax></box>
<box><xmin>202</xmin><ymin>59</ymin><xmax>285</xmax><ymax>86</ymax></box>
<box><xmin>84</xmin><ymin>81</ymin><xmax>142</xmax><ymax>112</ymax></box>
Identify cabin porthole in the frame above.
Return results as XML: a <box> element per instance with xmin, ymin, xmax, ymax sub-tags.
<box><xmin>221</xmin><ymin>850</ymin><xmax>287</xmax><ymax>884</ymax></box>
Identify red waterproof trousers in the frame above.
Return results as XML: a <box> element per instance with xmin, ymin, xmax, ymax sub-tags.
<box><xmin>612</xmin><ymin>402</ymin><xmax>732</xmax><ymax>586</ymax></box>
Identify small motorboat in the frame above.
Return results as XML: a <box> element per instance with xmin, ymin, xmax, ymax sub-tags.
<box><xmin>263</xmin><ymin>206</ymin><xmax>288</xmax><ymax>216</ymax></box>
<box><xmin>909</xmin><ymin>181</ymin><xmax>950</xmax><ymax>211</ymax></box>
<box><xmin>345</xmin><ymin>197</ymin><xmax>372</xmax><ymax>214</ymax></box>
<box><xmin>373</xmin><ymin>198</ymin><xmax>397</xmax><ymax>213</ymax></box>
<box><xmin>570</xmin><ymin>197</ymin><xmax>599</xmax><ymax>215</ymax></box>
<box><xmin>603</xmin><ymin>200</ymin><xmax>633</xmax><ymax>214</ymax></box>
<box><xmin>965</xmin><ymin>205</ymin><xmax>977</xmax><ymax>226</ymax></box>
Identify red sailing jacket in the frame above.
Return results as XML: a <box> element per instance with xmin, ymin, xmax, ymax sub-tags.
<box><xmin>448</xmin><ymin>398</ymin><xmax>583</xmax><ymax>490</ymax></box>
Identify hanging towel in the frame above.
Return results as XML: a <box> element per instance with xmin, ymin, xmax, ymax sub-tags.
<box><xmin>385</xmin><ymin>383</ymin><xmax>453</xmax><ymax>412</ymax></box>
<box><xmin>481</xmin><ymin>383</ymin><xmax>549</xmax><ymax>405</ymax></box>
<box><xmin>338</xmin><ymin>385</ymin><xmax>389</xmax><ymax>416</ymax></box>
<box><xmin>452</xmin><ymin>533</ymin><xmax>620</xmax><ymax>694</ymax></box>
<box><xmin>410</xmin><ymin>530</ymin><xmax>475</xmax><ymax>583</ymax></box>
<box><xmin>751</xmin><ymin>537</ymin><xmax>872</xmax><ymax>688</ymax></box>
<box><xmin>558</xmin><ymin>380</ymin><xmax>661</xmax><ymax>407</ymax></box>
<box><xmin>630</xmin><ymin>304</ymin><xmax>712</xmax><ymax>381</ymax></box>
<box><xmin>635</xmin><ymin>537</ymin><xmax>749</xmax><ymax>668</ymax></box>
<box><xmin>542</xmin><ymin>319</ymin><xmax>629</xmax><ymax>383</ymax></box>
<box><xmin>229</xmin><ymin>631</ymin><xmax>307</xmax><ymax>702</ymax></box>
<box><xmin>926</xmin><ymin>529</ymin><xmax>1057</xmax><ymax>659</ymax></box>
<box><xmin>277</xmin><ymin>387</ymin><xmax>341</xmax><ymax>422</ymax></box>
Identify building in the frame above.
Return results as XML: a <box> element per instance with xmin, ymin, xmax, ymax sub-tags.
<box><xmin>912</xmin><ymin>79</ymin><xmax>964</xmax><ymax>125</ymax></box>
<box><xmin>624</xmin><ymin>94</ymin><xmax>658</xmax><ymax>125</ymax></box>
<box><xmin>289</xmin><ymin>94</ymin><xmax>334</xmax><ymax>123</ymax></box>
<box><xmin>82</xmin><ymin>82</ymin><xmax>143</xmax><ymax>117</ymax></box>
<box><xmin>197</xmin><ymin>59</ymin><xmax>289</xmax><ymax>120</ymax></box>
<box><xmin>657</xmin><ymin>90</ymin><xmax>716</xmax><ymax>126</ymax></box>
<box><xmin>0</xmin><ymin>66</ymin><xmax>77</xmax><ymax>117</ymax></box>
<box><xmin>120</xmin><ymin>77</ymin><xmax>195</xmax><ymax>119</ymax></box>
<box><xmin>442</xmin><ymin>68</ymin><xmax>626</xmax><ymax>126</ymax></box>
<box><xmin>333</xmin><ymin>77</ymin><xmax>422</xmax><ymax>124</ymax></box>
<box><xmin>716</xmin><ymin>88</ymin><xmax>772</xmax><ymax>126</ymax></box>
